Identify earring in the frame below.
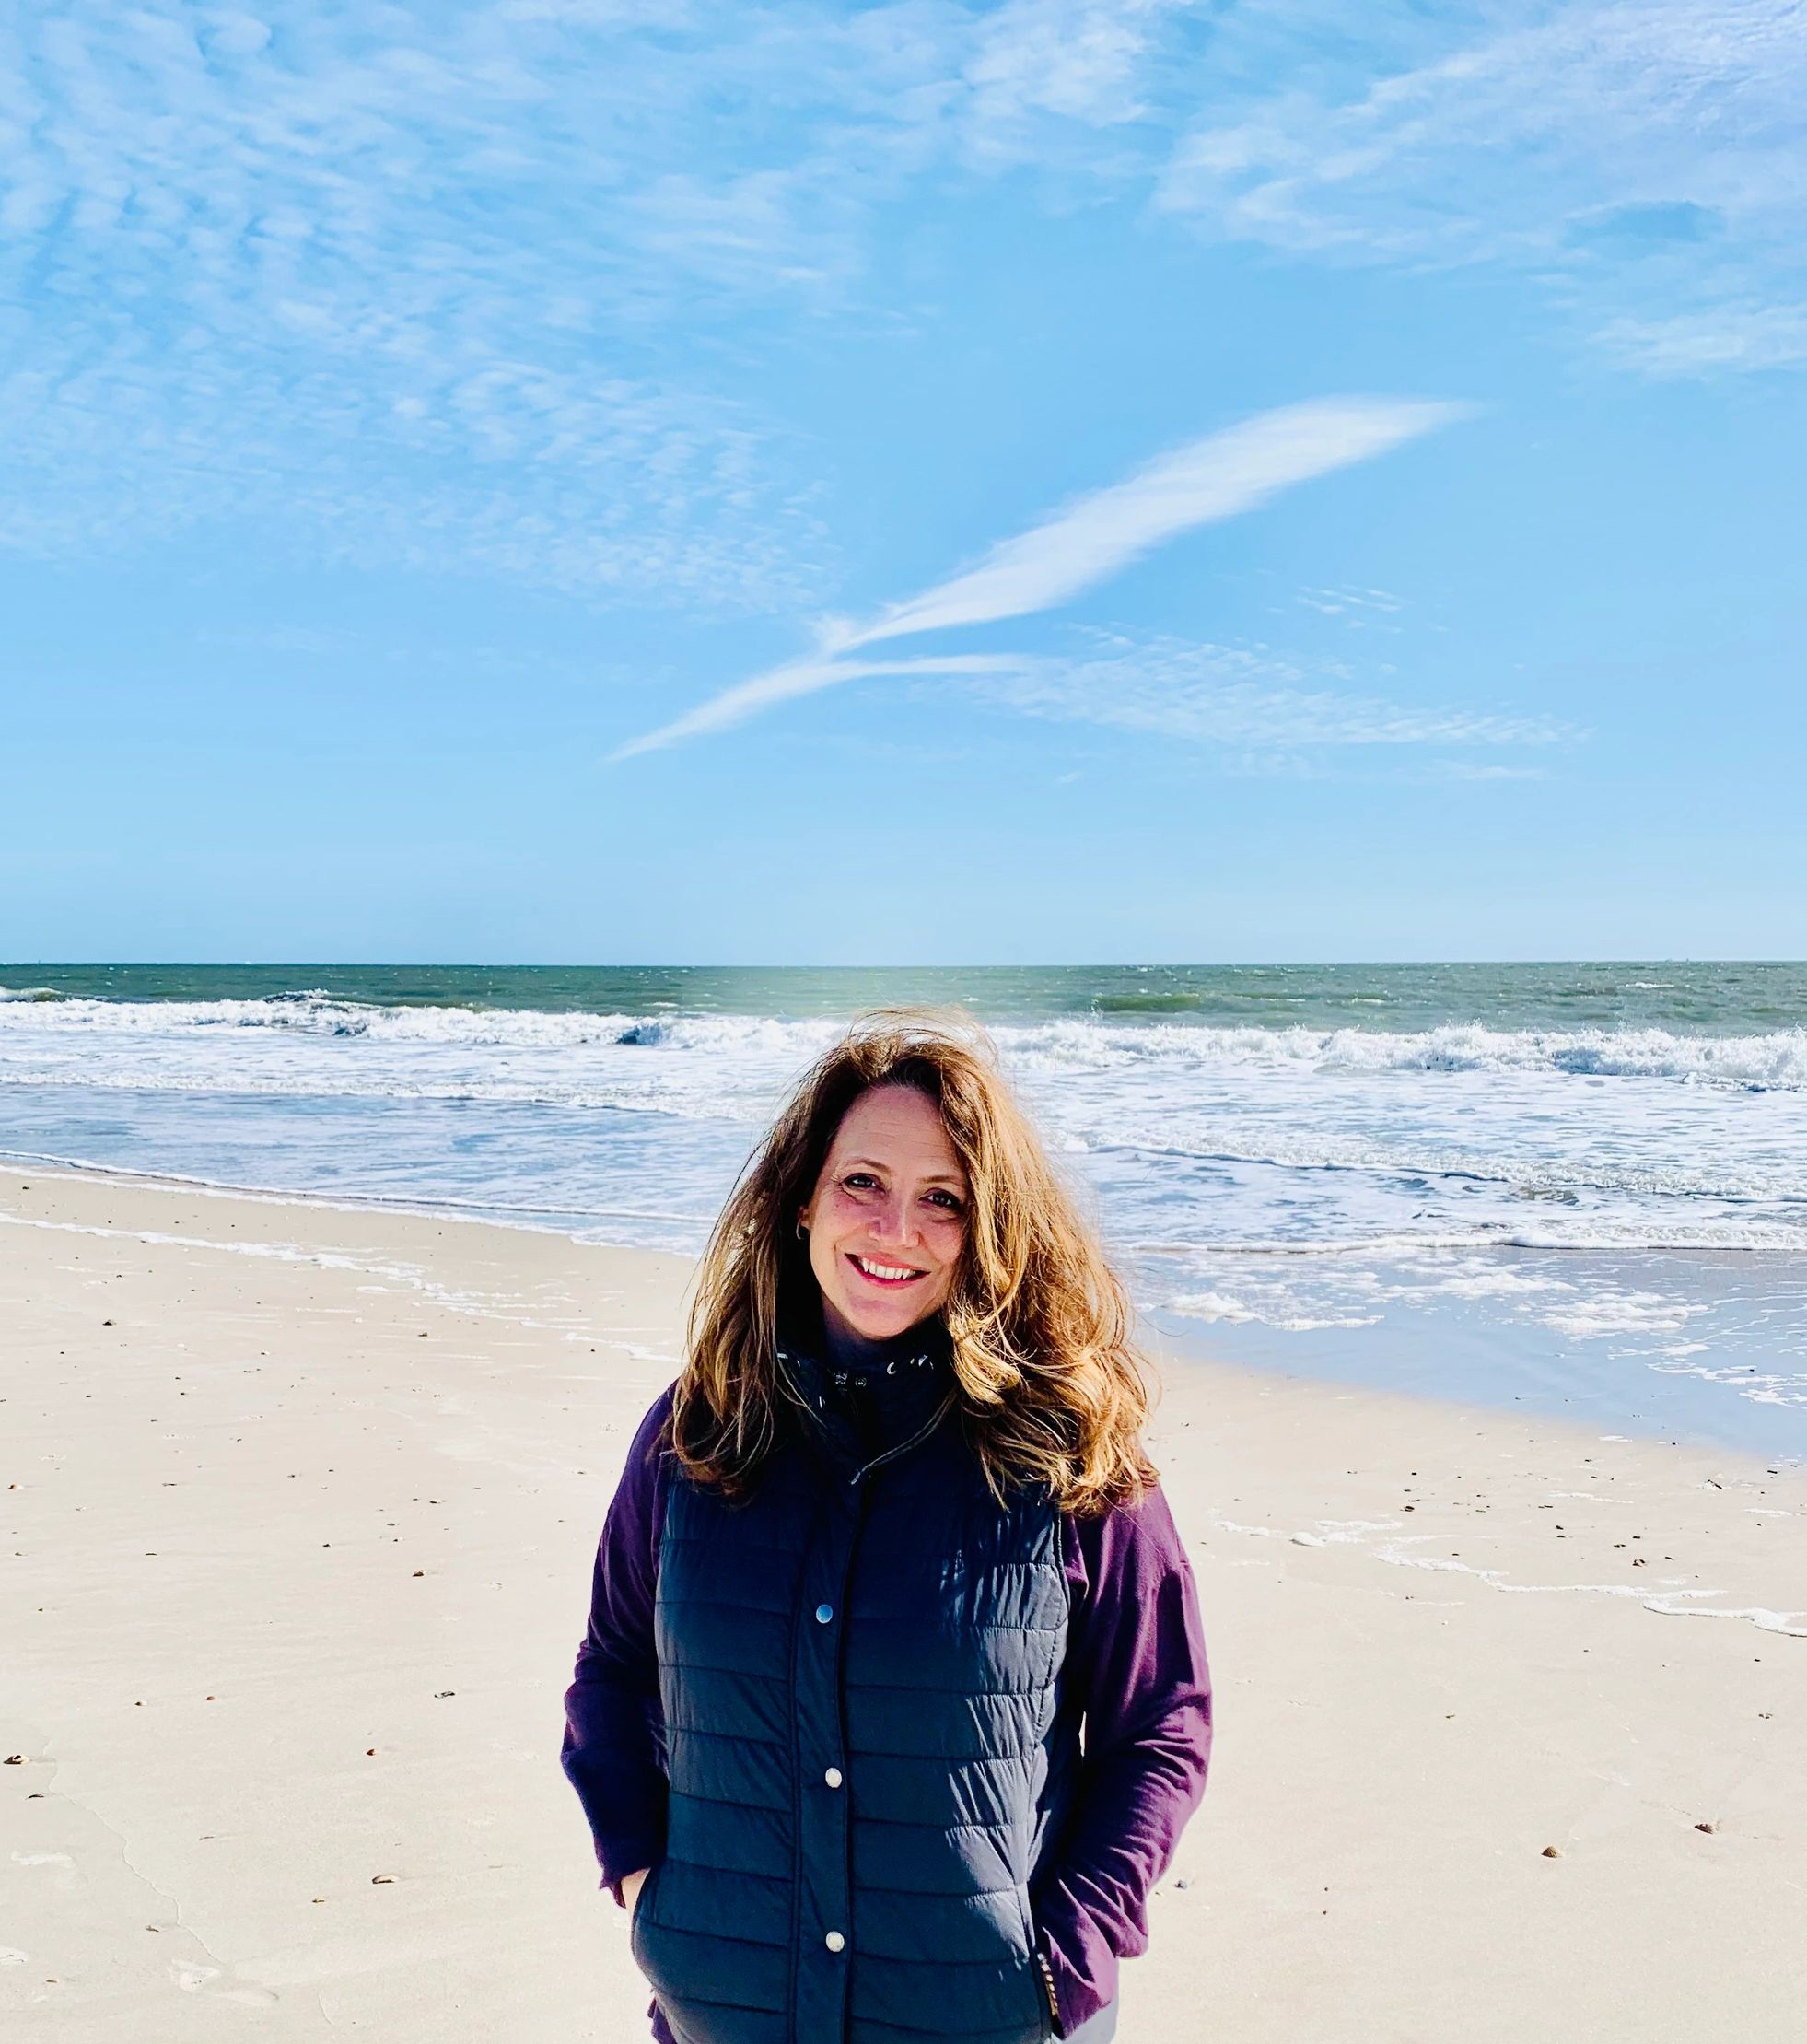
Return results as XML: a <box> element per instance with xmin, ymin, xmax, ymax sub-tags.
<box><xmin>796</xmin><ymin>1218</ymin><xmax>809</xmax><ymax>1241</ymax></box>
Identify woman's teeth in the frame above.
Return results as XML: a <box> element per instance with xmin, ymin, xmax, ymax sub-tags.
<box><xmin>854</xmin><ymin>1256</ymin><xmax>922</xmax><ymax>1284</ymax></box>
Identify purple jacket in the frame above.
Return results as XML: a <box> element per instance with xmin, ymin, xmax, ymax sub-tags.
<box><xmin>563</xmin><ymin>1386</ymin><xmax>1212</xmax><ymax>2037</ymax></box>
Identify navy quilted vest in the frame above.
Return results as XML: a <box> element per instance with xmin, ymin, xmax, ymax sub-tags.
<box><xmin>631</xmin><ymin>1346</ymin><xmax>1073</xmax><ymax>2044</ymax></box>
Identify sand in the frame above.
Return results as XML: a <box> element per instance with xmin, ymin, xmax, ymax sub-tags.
<box><xmin>3</xmin><ymin>1167</ymin><xmax>1803</xmax><ymax>2041</ymax></box>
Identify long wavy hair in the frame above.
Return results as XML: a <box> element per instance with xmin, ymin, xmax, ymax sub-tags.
<box><xmin>669</xmin><ymin>1008</ymin><xmax>1157</xmax><ymax>1516</ymax></box>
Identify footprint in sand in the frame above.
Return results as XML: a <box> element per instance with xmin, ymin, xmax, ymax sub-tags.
<box><xmin>169</xmin><ymin>1960</ymin><xmax>280</xmax><ymax>2006</ymax></box>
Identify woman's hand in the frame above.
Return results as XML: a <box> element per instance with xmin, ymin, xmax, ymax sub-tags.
<box><xmin>620</xmin><ymin>1866</ymin><xmax>650</xmax><ymax>1913</ymax></box>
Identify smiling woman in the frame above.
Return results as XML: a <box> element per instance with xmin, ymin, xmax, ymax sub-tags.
<box><xmin>561</xmin><ymin>1010</ymin><xmax>1213</xmax><ymax>2042</ymax></box>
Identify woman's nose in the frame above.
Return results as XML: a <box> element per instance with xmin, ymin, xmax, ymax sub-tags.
<box><xmin>871</xmin><ymin>1194</ymin><xmax>916</xmax><ymax>1244</ymax></box>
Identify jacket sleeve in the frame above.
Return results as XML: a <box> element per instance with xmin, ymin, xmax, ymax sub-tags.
<box><xmin>560</xmin><ymin>1386</ymin><xmax>674</xmax><ymax>1896</ymax></box>
<box><xmin>1034</xmin><ymin>1481</ymin><xmax>1213</xmax><ymax>2034</ymax></box>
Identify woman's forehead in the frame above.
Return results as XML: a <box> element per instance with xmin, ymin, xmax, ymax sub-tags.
<box><xmin>829</xmin><ymin>1085</ymin><xmax>965</xmax><ymax>1172</ymax></box>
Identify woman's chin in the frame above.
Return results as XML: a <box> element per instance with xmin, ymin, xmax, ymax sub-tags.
<box><xmin>824</xmin><ymin>1287</ymin><xmax>937</xmax><ymax>1344</ymax></box>
<box><xmin>835</xmin><ymin>1304</ymin><xmax>913</xmax><ymax>1341</ymax></box>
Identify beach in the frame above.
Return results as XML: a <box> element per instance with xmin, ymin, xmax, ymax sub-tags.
<box><xmin>5</xmin><ymin>1165</ymin><xmax>1803</xmax><ymax>2040</ymax></box>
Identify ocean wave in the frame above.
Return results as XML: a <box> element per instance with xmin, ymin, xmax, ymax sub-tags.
<box><xmin>2</xmin><ymin>997</ymin><xmax>1804</xmax><ymax>1091</ymax></box>
<box><xmin>603</xmin><ymin>1013</ymin><xmax>844</xmax><ymax>1056</ymax></box>
<box><xmin>994</xmin><ymin>1017</ymin><xmax>1807</xmax><ymax>1092</ymax></box>
<box><xmin>0</xmin><ymin>1062</ymin><xmax>783</xmax><ymax>1122</ymax></box>
<box><xmin>1086</xmin><ymin>1123</ymin><xmax>1807</xmax><ymax>1204</ymax></box>
<box><xmin>0</xmin><ymin>991</ymin><xmax>646</xmax><ymax>1044</ymax></box>
<box><xmin>1142</xmin><ymin>1216</ymin><xmax>1807</xmax><ymax>1256</ymax></box>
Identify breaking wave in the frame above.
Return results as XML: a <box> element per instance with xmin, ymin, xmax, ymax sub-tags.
<box><xmin>3</xmin><ymin>994</ymin><xmax>1804</xmax><ymax>1092</ymax></box>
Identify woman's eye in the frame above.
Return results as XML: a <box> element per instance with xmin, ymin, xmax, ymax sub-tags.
<box><xmin>927</xmin><ymin>1190</ymin><xmax>965</xmax><ymax>1213</ymax></box>
<box><xmin>844</xmin><ymin>1173</ymin><xmax>880</xmax><ymax>1191</ymax></box>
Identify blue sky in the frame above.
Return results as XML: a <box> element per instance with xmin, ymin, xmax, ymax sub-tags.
<box><xmin>5</xmin><ymin>0</ymin><xmax>1804</xmax><ymax>964</ymax></box>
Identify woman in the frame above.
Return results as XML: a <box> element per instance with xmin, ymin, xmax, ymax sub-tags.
<box><xmin>562</xmin><ymin>1012</ymin><xmax>1211</xmax><ymax>2042</ymax></box>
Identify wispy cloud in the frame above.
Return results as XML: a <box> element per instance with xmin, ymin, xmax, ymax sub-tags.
<box><xmin>1153</xmin><ymin>0</ymin><xmax>1807</xmax><ymax>379</ymax></box>
<box><xmin>0</xmin><ymin>4</ymin><xmax>862</xmax><ymax>600</ymax></box>
<box><xmin>952</xmin><ymin>629</ymin><xmax>1581</xmax><ymax>754</ymax></box>
<box><xmin>612</xmin><ymin>395</ymin><xmax>1465</xmax><ymax>756</ymax></box>
<box><xmin>1415</xmin><ymin>760</ymin><xmax>1553</xmax><ymax>782</ymax></box>
<box><xmin>848</xmin><ymin>399</ymin><xmax>1464</xmax><ymax>646</ymax></box>
<box><xmin>610</xmin><ymin>651</ymin><xmax>1025</xmax><ymax>760</ymax></box>
<box><xmin>961</xmin><ymin>0</ymin><xmax>1181</xmax><ymax>156</ymax></box>
<box><xmin>3</xmin><ymin>0</ymin><xmax>1778</xmax><ymax>626</ymax></box>
<box><xmin>1593</xmin><ymin>303</ymin><xmax>1807</xmax><ymax>377</ymax></box>
<box><xmin>1</xmin><ymin>3</ymin><xmax>1167</xmax><ymax>595</ymax></box>
<box><xmin>1296</xmin><ymin>584</ymin><xmax>1406</xmax><ymax>621</ymax></box>
<box><xmin>0</xmin><ymin>2</ymin><xmax>1251</xmax><ymax>596</ymax></box>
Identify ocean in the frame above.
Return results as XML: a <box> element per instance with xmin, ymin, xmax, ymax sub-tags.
<box><xmin>5</xmin><ymin>962</ymin><xmax>1804</xmax><ymax>1462</ymax></box>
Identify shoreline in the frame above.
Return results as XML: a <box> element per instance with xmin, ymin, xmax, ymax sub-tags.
<box><xmin>4</xmin><ymin>1167</ymin><xmax>1805</xmax><ymax>2038</ymax></box>
<box><xmin>1149</xmin><ymin>1253</ymin><xmax>1807</xmax><ymax>1468</ymax></box>
<box><xmin>11</xmin><ymin>1149</ymin><xmax>1805</xmax><ymax>1469</ymax></box>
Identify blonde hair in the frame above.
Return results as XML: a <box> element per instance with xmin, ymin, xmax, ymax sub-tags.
<box><xmin>670</xmin><ymin>1008</ymin><xmax>1156</xmax><ymax>1515</ymax></box>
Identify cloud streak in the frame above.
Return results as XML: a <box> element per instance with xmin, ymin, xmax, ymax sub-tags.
<box><xmin>612</xmin><ymin>395</ymin><xmax>1466</xmax><ymax>756</ymax></box>
<box><xmin>609</xmin><ymin>653</ymin><xmax>1027</xmax><ymax>760</ymax></box>
<box><xmin>956</xmin><ymin>631</ymin><xmax>1581</xmax><ymax>752</ymax></box>
<box><xmin>1153</xmin><ymin>0</ymin><xmax>1807</xmax><ymax>378</ymax></box>
<box><xmin>847</xmin><ymin>398</ymin><xmax>1466</xmax><ymax>647</ymax></box>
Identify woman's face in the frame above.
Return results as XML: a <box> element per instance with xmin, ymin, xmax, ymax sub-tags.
<box><xmin>799</xmin><ymin>1082</ymin><xmax>970</xmax><ymax>1346</ymax></box>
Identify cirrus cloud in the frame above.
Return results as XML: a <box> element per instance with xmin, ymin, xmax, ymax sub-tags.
<box><xmin>612</xmin><ymin>394</ymin><xmax>1469</xmax><ymax>757</ymax></box>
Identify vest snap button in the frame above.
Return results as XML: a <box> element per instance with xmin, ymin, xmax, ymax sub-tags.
<box><xmin>814</xmin><ymin>1602</ymin><xmax>834</xmax><ymax>1624</ymax></box>
<box><xmin>824</xmin><ymin>1930</ymin><xmax>845</xmax><ymax>1954</ymax></box>
<box><xmin>823</xmin><ymin>1766</ymin><xmax>843</xmax><ymax>1789</ymax></box>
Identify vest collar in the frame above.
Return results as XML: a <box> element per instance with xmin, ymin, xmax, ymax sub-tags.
<box><xmin>775</xmin><ymin>1304</ymin><xmax>956</xmax><ymax>1485</ymax></box>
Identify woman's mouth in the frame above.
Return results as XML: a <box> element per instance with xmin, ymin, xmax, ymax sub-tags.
<box><xmin>847</xmin><ymin>1253</ymin><xmax>926</xmax><ymax>1288</ymax></box>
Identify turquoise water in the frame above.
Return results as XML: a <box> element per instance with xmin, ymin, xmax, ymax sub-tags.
<box><xmin>4</xmin><ymin>961</ymin><xmax>1805</xmax><ymax>1459</ymax></box>
<box><xmin>10</xmin><ymin>959</ymin><xmax>1804</xmax><ymax>1034</ymax></box>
